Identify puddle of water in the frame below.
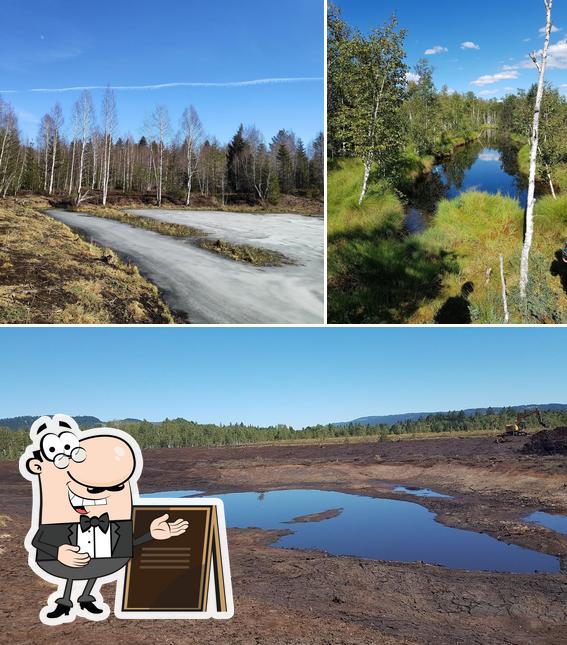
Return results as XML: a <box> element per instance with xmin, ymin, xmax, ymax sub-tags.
<box><xmin>141</xmin><ymin>489</ymin><xmax>203</xmax><ymax>498</ymax></box>
<box><xmin>525</xmin><ymin>511</ymin><xmax>567</xmax><ymax>536</ymax></box>
<box><xmin>147</xmin><ymin>488</ymin><xmax>559</xmax><ymax>573</ymax></box>
<box><xmin>393</xmin><ymin>485</ymin><xmax>452</xmax><ymax>499</ymax></box>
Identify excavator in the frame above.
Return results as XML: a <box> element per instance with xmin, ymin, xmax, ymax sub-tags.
<box><xmin>496</xmin><ymin>409</ymin><xmax>548</xmax><ymax>442</ymax></box>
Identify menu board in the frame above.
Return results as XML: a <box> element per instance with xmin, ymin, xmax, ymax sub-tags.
<box><xmin>116</xmin><ymin>501</ymin><xmax>233</xmax><ymax>619</ymax></box>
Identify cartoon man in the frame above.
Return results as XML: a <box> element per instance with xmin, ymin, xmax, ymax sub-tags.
<box><xmin>19</xmin><ymin>414</ymin><xmax>189</xmax><ymax>624</ymax></box>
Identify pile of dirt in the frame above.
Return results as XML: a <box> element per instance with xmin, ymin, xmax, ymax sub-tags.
<box><xmin>523</xmin><ymin>427</ymin><xmax>567</xmax><ymax>455</ymax></box>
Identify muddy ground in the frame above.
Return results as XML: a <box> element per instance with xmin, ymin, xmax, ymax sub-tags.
<box><xmin>0</xmin><ymin>434</ymin><xmax>565</xmax><ymax>644</ymax></box>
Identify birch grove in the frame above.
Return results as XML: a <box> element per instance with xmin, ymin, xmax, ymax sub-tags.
<box><xmin>0</xmin><ymin>92</ymin><xmax>323</xmax><ymax>206</ymax></box>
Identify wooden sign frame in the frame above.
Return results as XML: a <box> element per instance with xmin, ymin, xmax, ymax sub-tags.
<box><xmin>114</xmin><ymin>498</ymin><xmax>234</xmax><ymax>620</ymax></box>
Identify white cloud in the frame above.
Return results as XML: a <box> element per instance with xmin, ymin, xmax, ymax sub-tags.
<box><xmin>2</xmin><ymin>77</ymin><xmax>323</xmax><ymax>94</ymax></box>
<box><xmin>424</xmin><ymin>46</ymin><xmax>448</xmax><ymax>55</ymax></box>
<box><xmin>478</xmin><ymin>151</ymin><xmax>500</xmax><ymax>160</ymax></box>
<box><xmin>523</xmin><ymin>37</ymin><xmax>532</xmax><ymax>43</ymax></box>
<box><xmin>515</xmin><ymin>39</ymin><xmax>567</xmax><ymax>70</ymax></box>
<box><xmin>545</xmin><ymin>39</ymin><xmax>567</xmax><ymax>69</ymax></box>
<box><xmin>478</xmin><ymin>89</ymin><xmax>500</xmax><ymax>97</ymax></box>
<box><xmin>461</xmin><ymin>41</ymin><xmax>480</xmax><ymax>50</ymax></box>
<box><xmin>405</xmin><ymin>72</ymin><xmax>420</xmax><ymax>83</ymax></box>
<box><xmin>471</xmin><ymin>70</ymin><xmax>519</xmax><ymax>86</ymax></box>
<box><xmin>539</xmin><ymin>25</ymin><xmax>561</xmax><ymax>35</ymax></box>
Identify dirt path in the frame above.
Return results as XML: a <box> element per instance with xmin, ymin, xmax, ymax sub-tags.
<box><xmin>1</xmin><ymin>435</ymin><xmax>565</xmax><ymax>644</ymax></box>
<box><xmin>45</xmin><ymin>209</ymin><xmax>324</xmax><ymax>324</ymax></box>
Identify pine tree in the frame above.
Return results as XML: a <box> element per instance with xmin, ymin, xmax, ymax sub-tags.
<box><xmin>294</xmin><ymin>139</ymin><xmax>309</xmax><ymax>191</ymax></box>
<box><xmin>267</xmin><ymin>172</ymin><xmax>280</xmax><ymax>204</ymax></box>
<box><xmin>227</xmin><ymin>124</ymin><xmax>247</xmax><ymax>193</ymax></box>
<box><xmin>276</xmin><ymin>144</ymin><xmax>293</xmax><ymax>194</ymax></box>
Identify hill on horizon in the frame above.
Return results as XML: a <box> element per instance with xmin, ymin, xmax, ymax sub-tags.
<box><xmin>0</xmin><ymin>416</ymin><xmax>143</xmax><ymax>431</ymax></box>
<box><xmin>335</xmin><ymin>403</ymin><xmax>567</xmax><ymax>427</ymax></box>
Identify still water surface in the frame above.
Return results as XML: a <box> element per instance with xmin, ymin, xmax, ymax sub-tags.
<box><xmin>405</xmin><ymin>136</ymin><xmax>534</xmax><ymax>233</ymax></box>
<box><xmin>144</xmin><ymin>488</ymin><xmax>559</xmax><ymax>573</ymax></box>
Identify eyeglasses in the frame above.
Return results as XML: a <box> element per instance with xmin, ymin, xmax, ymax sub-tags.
<box><xmin>53</xmin><ymin>446</ymin><xmax>87</xmax><ymax>469</ymax></box>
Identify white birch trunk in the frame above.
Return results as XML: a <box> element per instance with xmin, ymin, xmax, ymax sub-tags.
<box><xmin>500</xmin><ymin>255</ymin><xmax>510</xmax><ymax>324</ymax></box>
<box><xmin>519</xmin><ymin>0</ymin><xmax>553</xmax><ymax>300</ymax></box>
<box><xmin>49</xmin><ymin>134</ymin><xmax>57</xmax><ymax>195</ymax></box>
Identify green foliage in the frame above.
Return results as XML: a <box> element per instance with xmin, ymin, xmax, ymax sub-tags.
<box><xmin>294</xmin><ymin>139</ymin><xmax>309</xmax><ymax>191</ymax></box>
<box><xmin>328</xmin><ymin>5</ymin><xmax>408</xmax><ymax>194</ymax></box>
<box><xmin>276</xmin><ymin>144</ymin><xmax>294</xmax><ymax>193</ymax></box>
<box><xmin>267</xmin><ymin>172</ymin><xmax>280</xmax><ymax>204</ymax></box>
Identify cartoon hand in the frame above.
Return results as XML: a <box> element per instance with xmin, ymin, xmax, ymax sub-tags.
<box><xmin>149</xmin><ymin>513</ymin><xmax>189</xmax><ymax>541</ymax></box>
<box><xmin>58</xmin><ymin>544</ymin><xmax>90</xmax><ymax>567</ymax></box>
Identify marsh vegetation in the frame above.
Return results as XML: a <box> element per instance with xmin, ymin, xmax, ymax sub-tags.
<box><xmin>328</xmin><ymin>4</ymin><xmax>567</xmax><ymax>324</ymax></box>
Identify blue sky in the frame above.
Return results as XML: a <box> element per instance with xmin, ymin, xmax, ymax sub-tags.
<box><xmin>0</xmin><ymin>328</ymin><xmax>564</xmax><ymax>428</ymax></box>
<box><xmin>335</xmin><ymin>0</ymin><xmax>567</xmax><ymax>100</ymax></box>
<box><xmin>0</xmin><ymin>0</ymin><xmax>323</xmax><ymax>144</ymax></box>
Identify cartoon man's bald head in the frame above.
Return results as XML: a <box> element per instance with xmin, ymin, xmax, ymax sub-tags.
<box><xmin>23</xmin><ymin>416</ymin><xmax>140</xmax><ymax>525</ymax></box>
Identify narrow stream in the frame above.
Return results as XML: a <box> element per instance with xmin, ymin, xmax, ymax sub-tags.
<box><xmin>404</xmin><ymin>133</ymin><xmax>536</xmax><ymax>233</ymax></box>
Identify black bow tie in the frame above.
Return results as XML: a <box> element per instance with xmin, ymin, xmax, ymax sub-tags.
<box><xmin>79</xmin><ymin>513</ymin><xmax>110</xmax><ymax>533</ymax></box>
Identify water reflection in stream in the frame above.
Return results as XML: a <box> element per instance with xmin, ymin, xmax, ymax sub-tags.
<box><xmin>404</xmin><ymin>133</ymin><xmax>535</xmax><ymax>233</ymax></box>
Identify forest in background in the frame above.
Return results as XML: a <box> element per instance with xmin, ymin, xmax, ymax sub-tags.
<box><xmin>2</xmin><ymin>408</ymin><xmax>567</xmax><ymax>460</ymax></box>
<box><xmin>328</xmin><ymin>3</ymin><xmax>567</xmax><ymax>325</ymax></box>
<box><xmin>0</xmin><ymin>90</ymin><xmax>324</xmax><ymax>208</ymax></box>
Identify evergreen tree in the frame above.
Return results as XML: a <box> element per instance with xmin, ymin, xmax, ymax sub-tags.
<box><xmin>276</xmin><ymin>143</ymin><xmax>294</xmax><ymax>194</ymax></box>
<box><xmin>226</xmin><ymin>124</ymin><xmax>247</xmax><ymax>193</ymax></box>
<box><xmin>294</xmin><ymin>139</ymin><xmax>309</xmax><ymax>191</ymax></box>
<box><xmin>267</xmin><ymin>170</ymin><xmax>281</xmax><ymax>204</ymax></box>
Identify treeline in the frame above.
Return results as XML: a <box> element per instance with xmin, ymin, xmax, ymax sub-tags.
<box><xmin>2</xmin><ymin>408</ymin><xmax>566</xmax><ymax>460</ymax></box>
<box><xmin>0</xmin><ymin>90</ymin><xmax>323</xmax><ymax>206</ymax></box>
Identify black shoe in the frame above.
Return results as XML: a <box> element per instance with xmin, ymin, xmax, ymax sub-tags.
<box><xmin>79</xmin><ymin>601</ymin><xmax>104</xmax><ymax>615</ymax></box>
<box><xmin>46</xmin><ymin>604</ymin><xmax>71</xmax><ymax>619</ymax></box>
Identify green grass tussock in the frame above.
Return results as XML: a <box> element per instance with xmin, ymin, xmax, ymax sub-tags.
<box><xmin>328</xmin><ymin>159</ymin><xmax>458</xmax><ymax>324</ymax></box>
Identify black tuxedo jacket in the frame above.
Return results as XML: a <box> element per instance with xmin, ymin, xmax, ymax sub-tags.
<box><xmin>32</xmin><ymin>521</ymin><xmax>151</xmax><ymax>561</ymax></box>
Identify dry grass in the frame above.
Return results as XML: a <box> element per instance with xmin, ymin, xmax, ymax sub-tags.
<box><xmin>0</xmin><ymin>198</ymin><xmax>175</xmax><ymax>324</ymax></box>
<box><xmin>77</xmin><ymin>204</ymin><xmax>206</xmax><ymax>237</ymax></box>
<box><xmin>196</xmin><ymin>238</ymin><xmax>294</xmax><ymax>267</ymax></box>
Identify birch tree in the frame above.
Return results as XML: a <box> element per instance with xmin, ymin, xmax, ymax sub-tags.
<box><xmin>73</xmin><ymin>91</ymin><xmax>94</xmax><ymax>205</ymax></box>
<box><xmin>181</xmin><ymin>105</ymin><xmax>203</xmax><ymax>206</ymax></box>
<box><xmin>48</xmin><ymin>104</ymin><xmax>63</xmax><ymax>195</ymax></box>
<box><xmin>519</xmin><ymin>0</ymin><xmax>553</xmax><ymax>300</ymax></box>
<box><xmin>0</xmin><ymin>99</ymin><xmax>19</xmax><ymax>196</ymax></box>
<box><xmin>347</xmin><ymin>19</ymin><xmax>407</xmax><ymax>204</ymax></box>
<box><xmin>101</xmin><ymin>87</ymin><xmax>117</xmax><ymax>205</ymax></box>
<box><xmin>149</xmin><ymin>105</ymin><xmax>170</xmax><ymax>206</ymax></box>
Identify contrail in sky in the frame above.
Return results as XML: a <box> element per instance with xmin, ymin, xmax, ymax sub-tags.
<box><xmin>1</xmin><ymin>77</ymin><xmax>323</xmax><ymax>94</ymax></box>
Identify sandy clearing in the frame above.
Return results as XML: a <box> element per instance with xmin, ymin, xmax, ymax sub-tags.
<box><xmin>46</xmin><ymin>209</ymin><xmax>324</xmax><ymax>324</ymax></box>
